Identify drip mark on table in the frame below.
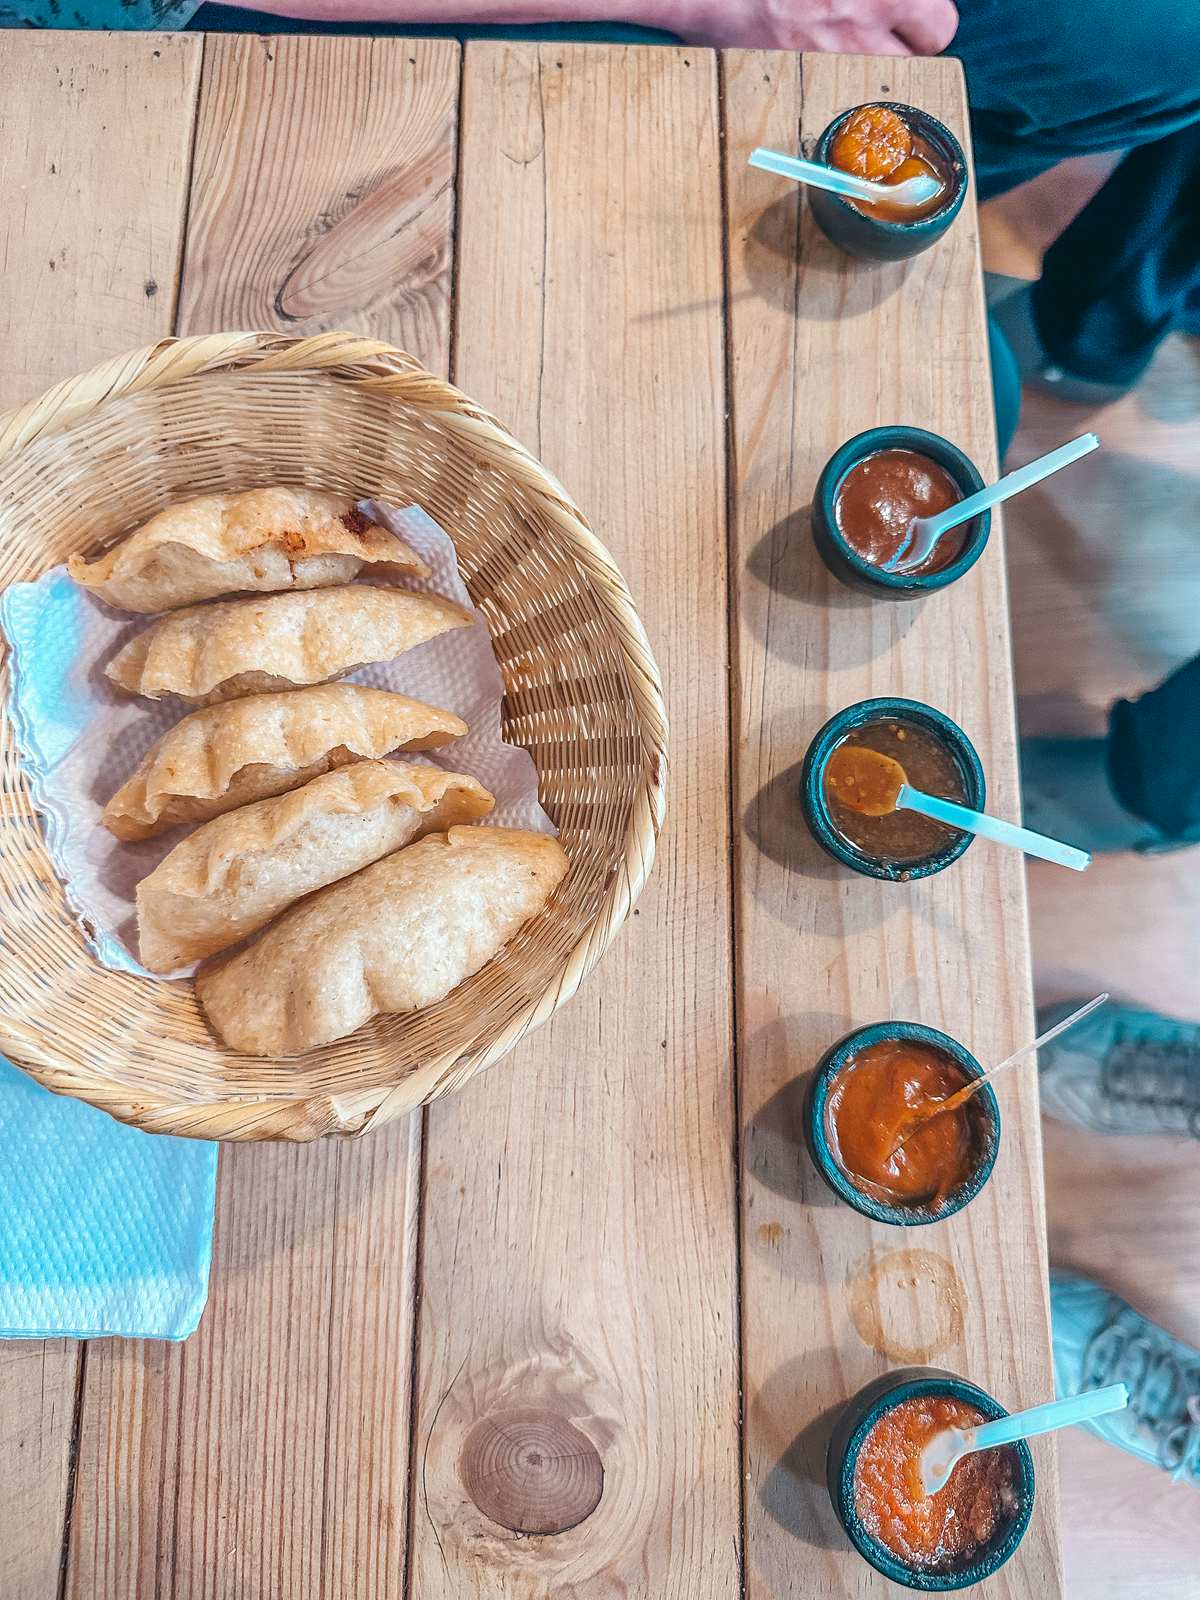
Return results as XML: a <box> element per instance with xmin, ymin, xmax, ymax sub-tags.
<box><xmin>845</xmin><ymin>1247</ymin><xmax>966</xmax><ymax>1364</ymax></box>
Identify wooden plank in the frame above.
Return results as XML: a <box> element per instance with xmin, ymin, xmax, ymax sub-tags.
<box><xmin>64</xmin><ymin>36</ymin><xmax>460</xmax><ymax>1600</ymax></box>
<box><xmin>0</xmin><ymin>33</ymin><xmax>200</xmax><ymax>1600</ymax></box>
<box><xmin>408</xmin><ymin>42</ymin><xmax>741</xmax><ymax>1597</ymax></box>
<box><xmin>181</xmin><ymin>33</ymin><xmax>458</xmax><ymax>364</ymax></box>
<box><xmin>0</xmin><ymin>35</ymin><xmax>199</xmax><ymax>409</ymax></box>
<box><xmin>723</xmin><ymin>51</ymin><xmax>1063</xmax><ymax>1599</ymax></box>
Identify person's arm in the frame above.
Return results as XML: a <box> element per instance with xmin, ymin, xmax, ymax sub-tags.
<box><xmin>238</xmin><ymin>0</ymin><xmax>959</xmax><ymax>56</ymax></box>
<box><xmin>671</xmin><ymin>0</ymin><xmax>959</xmax><ymax>52</ymax></box>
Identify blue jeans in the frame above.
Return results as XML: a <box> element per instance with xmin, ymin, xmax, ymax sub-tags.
<box><xmin>949</xmin><ymin>0</ymin><xmax>1200</xmax><ymax>385</ymax></box>
<box><xmin>1109</xmin><ymin>658</ymin><xmax>1200</xmax><ymax>840</ymax></box>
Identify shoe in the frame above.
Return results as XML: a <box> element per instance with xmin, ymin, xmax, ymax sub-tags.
<box><xmin>1020</xmin><ymin>736</ymin><xmax>1195</xmax><ymax>855</ymax></box>
<box><xmin>989</xmin><ymin>283</ymin><xmax>1131</xmax><ymax>405</ymax></box>
<box><xmin>1051</xmin><ymin>1270</ymin><xmax>1200</xmax><ymax>1483</ymax></box>
<box><xmin>1037</xmin><ymin>999</ymin><xmax>1200</xmax><ymax>1138</ymax></box>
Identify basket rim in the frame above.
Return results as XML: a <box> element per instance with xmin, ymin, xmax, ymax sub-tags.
<box><xmin>0</xmin><ymin>330</ymin><xmax>669</xmax><ymax>1140</ymax></box>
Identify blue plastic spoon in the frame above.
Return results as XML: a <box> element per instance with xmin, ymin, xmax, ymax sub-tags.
<box><xmin>920</xmin><ymin>1383</ymin><xmax>1129</xmax><ymax>1497</ymax></box>
<box><xmin>748</xmin><ymin>147</ymin><xmax>942</xmax><ymax>210</ymax></box>
<box><xmin>896</xmin><ymin>784</ymin><xmax>1091</xmax><ymax>872</ymax></box>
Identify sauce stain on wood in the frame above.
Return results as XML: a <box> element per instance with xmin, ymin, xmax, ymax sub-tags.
<box><xmin>845</xmin><ymin>1246</ymin><xmax>966</xmax><ymax>1364</ymax></box>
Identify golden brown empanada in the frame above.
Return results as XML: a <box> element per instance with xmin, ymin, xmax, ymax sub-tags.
<box><xmin>196</xmin><ymin>826</ymin><xmax>568</xmax><ymax>1056</ymax></box>
<box><xmin>107</xmin><ymin>585</ymin><xmax>473</xmax><ymax>705</ymax></box>
<box><xmin>136</xmin><ymin>761</ymin><xmax>494</xmax><ymax>972</ymax></box>
<box><xmin>102</xmin><ymin>684</ymin><xmax>466</xmax><ymax>842</ymax></box>
<box><xmin>69</xmin><ymin>488</ymin><xmax>426</xmax><ymax>613</ymax></box>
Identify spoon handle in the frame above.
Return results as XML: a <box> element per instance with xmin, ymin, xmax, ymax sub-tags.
<box><xmin>928</xmin><ymin>995</ymin><xmax>1108</xmax><ymax>1117</ymax></box>
<box><xmin>888</xmin><ymin>432</ymin><xmax>1100</xmax><ymax>572</ymax></box>
<box><xmin>971</xmin><ymin>1384</ymin><xmax>1129</xmax><ymax>1452</ymax></box>
<box><xmin>890</xmin><ymin>993</ymin><xmax>1109</xmax><ymax>1154</ymax></box>
<box><xmin>922</xmin><ymin>433</ymin><xmax>1100</xmax><ymax>545</ymax></box>
<box><xmin>896</xmin><ymin>784</ymin><xmax>1091</xmax><ymax>872</ymax></box>
<box><xmin>748</xmin><ymin>147</ymin><xmax>886</xmax><ymax>204</ymax></box>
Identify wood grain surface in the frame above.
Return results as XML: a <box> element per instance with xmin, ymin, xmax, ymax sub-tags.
<box><xmin>63</xmin><ymin>36</ymin><xmax>458</xmax><ymax>1600</ymax></box>
<box><xmin>181</xmin><ymin>35</ymin><xmax>459</xmax><ymax>364</ymax></box>
<box><xmin>723</xmin><ymin>50</ymin><xmax>1062</xmax><ymax>1598</ymax></box>
<box><xmin>0</xmin><ymin>33</ymin><xmax>200</xmax><ymax>1600</ymax></box>
<box><xmin>0</xmin><ymin>34</ymin><xmax>1066</xmax><ymax>1600</ymax></box>
<box><xmin>408</xmin><ymin>43</ymin><xmax>741</xmax><ymax>1598</ymax></box>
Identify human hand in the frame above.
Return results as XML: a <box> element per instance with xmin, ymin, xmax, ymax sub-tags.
<box><xmin>665</xmin><ymin>0</ymin><xmax>960</xmax><ymax>55</ymax></box>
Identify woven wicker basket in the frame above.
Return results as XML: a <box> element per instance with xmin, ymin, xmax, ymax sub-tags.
<box><xmin>0</xmin><ymin>332</ymin><xmax>666</xmax><ymax>1141</ymax></box>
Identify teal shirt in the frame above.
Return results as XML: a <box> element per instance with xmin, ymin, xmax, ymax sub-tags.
<box><xmin>1</xmin><ymin>9</ymin><xmax>677</xmax><ymax>33</ymax></box>
<box><xmin>2</xmin><ymin>0</ymin><xmax>196</xmax><ymax>23</ymax></box>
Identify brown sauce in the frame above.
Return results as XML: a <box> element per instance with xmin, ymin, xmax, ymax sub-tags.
<box><xmin>825</xmin><ymin>1039</ymin><xmax>983</xmax><ymax>1211</ymax></box>
<box><xmin>855</xmin><ymin>1394</ymin><xmax>1019</xmax><ymax>1571</ymax></box>
<box><xmin>824</xmin><ymin>718</ymin><xmax>967</xmax><ymax>864</ymax></box>
<box><xmin>834</xmin><ymin>449</ymin><xmax>964</xmax><ymax>574</ymax></box>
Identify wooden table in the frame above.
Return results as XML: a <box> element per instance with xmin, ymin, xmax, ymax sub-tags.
<box><xmin>0</xmin><ymin>32</ymin><xmax>1063</xmax><ymax>1599</ymax></box>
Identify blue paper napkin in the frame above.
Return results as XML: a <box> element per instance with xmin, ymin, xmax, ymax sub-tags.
<box><xmin>0</xmin><ymin>1055</ymin><xmax>216</xmax><ymax>1340</ymax></box>
<box><xmin>0</xmin><ymin>569</ymin><xmax>217</xmax><ymax>1340</ymax></box>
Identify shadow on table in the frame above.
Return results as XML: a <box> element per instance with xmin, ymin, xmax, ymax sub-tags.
<box><xmin>740</xmin><ymin>760</ymin><xmax>898</xmax><ymax>940</ymax></box>
<box><xmin>741</xmin><ymin>1013</ymin><xmax>848</xmax><ymax>1215</ymax></box>
<box><xmin>741</xmin><ymin>508</ymin><xmax>917</xmax><ymax>671</ymax></box>
<box><xmin>743</xmin><ymin>194</ymin><xmax>906</xmax><ymax>321</ymax></box>
<box><xmin>750</xmin><ymin>1353</ymin><xmax>848</xmax><ymax>1554</ymax></box>
<box><xmin>745</xmin><ymin>1072</ymin><xmax>838</xmax><ymax>1210</ymax></box>
<box><xmin>213</xmin><ymin>1119</ymin><xmax>416</xmax><ymax>1278</ymax></box>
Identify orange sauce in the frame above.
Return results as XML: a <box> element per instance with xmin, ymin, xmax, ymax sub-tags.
<box><xmin>831</xmin><ymin>105</ymin><xmax>912</xmax><ymax>180</ymax></box>
<box><xmin>855</xmin><ymin>1394</ymin><xmax>1018</xmax><ymax>1570</ymax></box>
<box><xmin>825</xmin><ymin>1039</ymin><xmax>980</xmax><ymax>1210</ymax></box>
<box><xmin>830</xmin><ymin>106</ymin><xmax>949</xmax><ymax>223</ymax></box>
<box><xmin>823</xmin><ymin>742</ymin><xmax>905</xmax><ymax>816</ymax></box>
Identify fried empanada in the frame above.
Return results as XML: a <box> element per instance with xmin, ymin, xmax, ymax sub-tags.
<box><xmin>69</xmin><ymin>488</ymin><xmax>426</xmax><ymax>613</ymax></box>
<box><xmin>196</xmin><ymin>826</ymin><xmax>568</xmax><ymax>1056</ymax></box>
<box><xmin>102</xmin><ymin>684</ymin><xmax>466</xmax><ymax>841</ymax></box>
<box><xmin>136</xmin><ymin>761</ymin><xmax>494</xmax><ymax>972</ymax></box>
<box><xmin>107</xmin><ymin>585</ymin><xmax>473</xmax><ymax>705</ymax></box>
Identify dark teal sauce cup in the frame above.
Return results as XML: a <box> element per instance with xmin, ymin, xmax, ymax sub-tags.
<box><xmin>809</xmin><ymin>102</ymin><xmax>968</xmax><ymax>263</ymax></box>
<box><xmin>803</xmin><ymin>1021</ymin><xmax>1000</xmax><ymax>1225</ymax></box>
<box><xmin>812</xmin><ymin>426</ymin><xmax>989</xmax><ymax>599</ymax></box>
<box><xmin>799</xmin><ymin>698</ymin><xmax>985</xmax><ymax>881</ymax></box>
<box><xmin>827</xmin><ymin>1368</ymin><xmax>1036</xmax><ymax>1591</ymax></box>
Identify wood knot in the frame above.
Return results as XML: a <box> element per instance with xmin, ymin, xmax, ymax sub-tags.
<box><xmin>460</xmin><ymin>1409</ymin><xmax>603</xmax><ymax>1535</ymax></box>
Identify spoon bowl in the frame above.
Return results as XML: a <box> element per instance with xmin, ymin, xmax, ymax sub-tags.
<box><xmin>824</xmin><ymin>743</ymin><xmax>906</xmax><ymax>817</ymax></box>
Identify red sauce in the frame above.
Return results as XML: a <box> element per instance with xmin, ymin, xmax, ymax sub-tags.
<box><xmin>825</xmin><ymin>1039</ymin><xmax>981</xmax><ymax>1210</ymax></box>
<box><xmin>340</xmin><ymin>506</ymin><xmax>374</xmax><ymax>538</ymax></box>
<box><xmin>830</xmin><ymin>105</ymin><xmax>950</xmax><ymax>223</ymax></box>
<box><xmin>855</xmin><ymin>1394</ymin><xmax>1019</xmax><ymax>1571</ymax></box>
<box><xmin>834</xmin><ymin>449</ymin><xmax>964</xmax><ymax>575</ymax></box>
